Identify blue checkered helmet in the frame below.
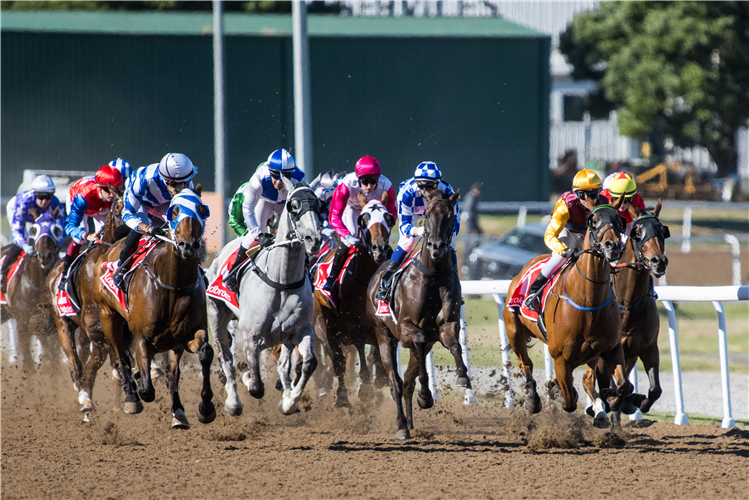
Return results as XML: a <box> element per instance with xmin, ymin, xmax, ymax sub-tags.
<box><xmin>414</xmin><ymin>161</ymin><xmax>442</xmax><ymax>182</ymax></box>
<box><xmin>267</xmin><ymin>149</ymin><xmax>296</xmax><ymax>173</ymax></box>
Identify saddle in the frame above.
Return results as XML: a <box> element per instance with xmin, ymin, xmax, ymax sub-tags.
<box><xmin>375</xmin><ymin>250</ymin><xmax>422</xmax><ymax>319</ymax></box>
<box><xmin>56</xmin><ymin>245</ymin><xmax>95</xmax><ymax>317</ymax></box>
<box><xmin>312</xmin><ymin>244</ymin><xmax>356</xmax><ymax>308</ymax></box>
<box><xmin>206</xmin><ymin>246</ymin><xmax>258</xmax><ymax>310</ymax></box>
<box><xmin>0</xmin><ymin>251</ymin><xmax>26</xmax><ymax>305</ymax></box>
<box><xmin>507</xmin><ymin>257</ymin><xmax>566</xmax><ymax>322</ymax></box>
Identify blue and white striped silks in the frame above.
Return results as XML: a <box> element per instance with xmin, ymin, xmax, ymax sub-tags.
<box><xmin>122</xmin><ymin>163</ymin><xmax>194</xmax><ymax>231</ymax></box>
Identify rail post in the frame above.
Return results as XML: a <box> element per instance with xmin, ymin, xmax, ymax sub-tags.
<box><xmin>517</xmin><ymin>206</ymin><xmax>527</xmax><ymax>228</ymax></box>
<box><xmin>493</xmin><ymin>294</ymin><xmax>515</xmax><ymax>409</ymax></box>
<box><xmin>681</xmin><ymin>208</ymin><xmax>692</xmax><ymax>253</ymax></box>
<box><xmin>712</xmin><ymin>301</ymin><xmax>735</xmax><ymax>429</ymax></box>
<box><xmin>425</xmin><ymin>350</ymin><xmax>440</xmax><ymax>402</ymax></box>
<box><xmin>723</xmin><ymin>234</ymin><xmax>741</xmax><ymax>286</ymax></box>
<box><xmin>663</xmin><ymin>300</ymin><xmax>690</xmax><ymax>425</ymax></box>
<box><xmin>459</xmin><ymin>305</ymin><xmax>478</xmax><ymax>406</ymax></box>
<box><xmin>628</xmin><ymin>365</ymin><xmax>643</xmax><ymax>421</ymax></box>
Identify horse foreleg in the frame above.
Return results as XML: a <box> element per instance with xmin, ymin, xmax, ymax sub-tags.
<box><xmin>134</xmin><ymin>337</ymin><xmax>155</xmax><ymax>403</ymax></box>
<box><xmin>188</xmin><ymin>329</ymin><xmax>216</xmax><ymax>425</ymax></box>
<box><xmin>100</xmin><ymin>309</ymin><xmax>141</xmax><ymax>414</ymax></box>
<box><xmin>638</xmin><ymin>343</ymin><xmax>662</xmax><ymax>413</ymax></box>
<box><xmin>554</xmin><ymin>356</ymin><xmax>577</xmax><ymax>413</ymax></box>
<box><xmin>165</xmin><ymin>348</ymin><xmax>189</xmax><ymax>428</ymax></box>
<box><xmin>79</xmin><ymin>340</ymin><xmax>108</xmax><ymax>413</ymax></box>
<box><xmin>329</xmin><ymin>335</ymin><xmax>350</xmax><ymax>408</ymax></box>
<box><xmin>505</xmin><ymin>314</ymin><xmax>541</xmax><ymax>413</ymax></box>
<box><xmin>56</xmin><ymin>317</ymin><xmax>83</xmax><ymax>396</ymax></box>
<box><xmin>369</xmin><ymin>345</ymin><xmax>388</xmax><ymax>389</ymax></box>
<box><xmin>243</xmin><ymin>338</ymin><xmax>264</xmax><ymax>399</ymax></box>
<box><xmin>413</xmin><ymin>339</ymin><xmax>434</xmax><ymax>410</ymax></box>
<box><xmin>602</xmin><ymin>344</ymin><xmax>633</xmax><ymax>412</ymax></box>
<box><xmin>378</xmin><ymin>331</ymin><xmax>409</xmax><ymax>440</ymax></box>
<box><xmin>354</xmin><ymin>341</ymin><xmax>374</xmax><ymax>403</ymax></box>
<box><xmin>209</xmin><ymin>301</ymin><xmax>241</xmax><ymax>416</ymax></box>
<box><xmin>402</xmin><ymin>351</ymin><xmax>420</xmax><ymax>430</ymax></box>
<box><xmin>439</xmin><ymin>321</ymin><xmax>471</xmax><ymax>389</ymax></box>
<box><xmin>280</xmin><ymin>326</ymin><xmax>317</xmax><ymax>415</ymax></box>
<box><xmin>277</xmin><ymin>343</ymin><xmax>293</xmax><ymax>391</ymax></box>
<box><xmin>583</xmin><ymin>361</ymin><xmax>610</xmax><ymax>428</ymax></box>
<box><xmin>311</xmin><ymin>338</ymin><xmax>333</xmax><ymax>397</ymax></box>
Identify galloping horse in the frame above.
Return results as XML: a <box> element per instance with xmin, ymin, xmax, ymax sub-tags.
<box><xmin>45</xmin><ymin>199</ymin><xmax>127</xmax><ymax>415</ymax></box>
<box><xmin>207</xmin><ymin>182</ymin><xmax>324</xmax><ymax>416</ymax></box>
<box><xmin>1</xmin><ymin>209</ymin><xmax>63</xmax><ymax>371</ymax></box>
<box><xmin>503</xmin><ymin>202</ymin><xmax>633</xmax><ymax>428</ymax></box>
<box><xmin>312</xmin><ymin>194</ymin><xmax>394</xmax><ymax>407</ymax></box>
<box><xmin>588</xmin><ymin>201</ymin><xmax>669</xmax><ymax>425</ymax></box>
<box><xmin>93</xmin><ymin>188</ymin><xmax>214</xmax><ymax>428</ymax></box>
<box><xmin>366</xmin><ymin>189</ymin><xmax>469</xmax><ymax>440</ymax></box>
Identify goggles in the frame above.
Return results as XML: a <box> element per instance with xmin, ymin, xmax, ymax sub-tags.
<box><xmin>35</xmin><ymin>193</ymin><xmax>53</xmax><ymax>201</ymax></box>
<box><xmin>270</xmin><ymin>170</ymin><xmax>294</xmax><ymax>180</ymax></box>
<box><xmin>575</xmin><ymin>188</ymin><xmax>601</xmax><ymax>200</ymax></box>
<box><xmin>416</xmin><ymin>180</ymin><xmax>439</xmax><ymax>190</ymax></box>
<box><xmin>358</xmin><ymin>175</ymin><xmax>379</xmax><ymax>187</ymax></box>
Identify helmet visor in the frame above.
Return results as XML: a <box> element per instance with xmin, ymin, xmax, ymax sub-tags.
<box><xmin>358</xmin><ymin>175</ymin><xmax>379</xmax><ymax>187</ymax></box>
<box><xmin>575</xmin><ymin>189</ymin><xmax>600</xmax><ymax>200</ymax></box>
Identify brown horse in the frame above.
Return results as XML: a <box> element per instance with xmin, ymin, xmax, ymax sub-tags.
<box><xmin>366</xmin><ymin>189</ymin><xmax>468</xmax><ymax>440</ymax></box>
<box><xmin>92</xmin><ymin>188</ymin><xmax>215</xmax><ymax>428</ymax></box>
<box><xmin>1</xmin><ymin>208</ymin><xmax>62</xmax><ymax>371</ymax></box>
<box><xmin>589</xmin><ymin>201</ymin><xmax>670</xmax><ymax>425</ymax></box>
<box><xmin>312</xmin><ymin>194</ymin><xmax>394</xmax><ymax>407</ymax></box>
<box><xmin>45</xmin><ymin>199</ymin><xmax>127</xmax><ymax>415</ymax></box>
<box><xmin>503</xmin><ymin>201</ymin><xmax>633</xmax><ymax>428</ymax></box>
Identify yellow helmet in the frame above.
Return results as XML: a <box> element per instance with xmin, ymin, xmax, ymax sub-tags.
<box><xmin>572</xmin><ymin>169</ymin><xmax>602</xmax><ymax>191</ymax></box>
<box><xmin>608</xmin><ymin>171</ymin><xmax>637</xmax><ymax>198</ymax></box>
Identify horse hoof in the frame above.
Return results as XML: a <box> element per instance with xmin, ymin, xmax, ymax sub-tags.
<box><xmin>275</xmin><ymin>379</ymin><xmax>283</xmax><ymax>392</ymax></box>
<box><xmin>280</xmin><ymin>399</ymin><xmax>298</xmax><ymax>416</ymax></box>
<box><xmin>172</xmin><ymin>409</ymin><xmax>191</xmax><ymax>429</ymax></box>
<box><xmin>593</xmin><ymin>413</ymin><xmax>610</xmax><ymax>429</ymax></box>
<box><xmin>82</xmin><ymin>412</ymin><xmax>92</xmax><ymax>423</ymax></box>
<box><xmin>79</xmin><ymin>401</ymin><xmax>94</xmax><ymax>413</ymax></box>
<box><xmin>334</xmin><ymin>394</ymin><xmax>351</xmax><ymax>408</ymax></box>
<box><xmin>112</xmin><ymin>369</ymin><xmax>123</xmax><ymax>384</ymax></box>
<box><xmin>456</xmin><ymin>376</ymin><xmax>471</xmax><ymax>389</ymax></box>
<box><xmin>417</xmin><ymin>391</ymin><xmax>434</xmax><ymax>410</ymax></box>
<box><xmin>585</xmin><ymin>405</ymin><xmax>595</xmax><ymax>418</ymax></box>
<box><xmin>224</xmin><ymin>403</ymin><xmax>243</xmax><ymax>417</ymax></box>
<box><xmin>524</xmin><ymin>395</ymin><xmax>542</xmax><ymax>414</ymax></box>
<box><xmin>317</xmin><ymin>387</ymin><xmax>329</xmax><ymax>398</ymax></box>
<box><xmin>197</xmin><ymin>403</ymin><xmax>216</xmax><ymax>424</ymax></box>
<box><xmin>395</xmin><ymin>428</ymin><xmax>411</xmax><ymax>440</ymax></box>
<box><xmin>124</xmin><ymin>401</ymin><xmax>143</xmax><ymax>414</ymax></box>
<box><xmin>619</xmin><ymin>400</ymin><xmax>637</xmax><ymax>415</ymax></box>
<box><xmin>358</xmin><ymin>383</ymin><xmax>374</xmax><ymax>403</ymax></box>
<box><xmin>138</xmin><ymin>387</ymin><xmax>155</xmax><ymax>403</ymax></box>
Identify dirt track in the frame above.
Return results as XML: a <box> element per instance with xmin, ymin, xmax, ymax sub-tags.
<box><xmin>1</xmin><ymin>363</ymin><xmax>747</xmax><ymax>500</ymax></box>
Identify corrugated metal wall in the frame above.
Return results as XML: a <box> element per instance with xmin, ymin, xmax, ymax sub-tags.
<box><xmin>1</xmin><ymin>29</ymin><xmax>549</xmax><ymax>201</ymax></box>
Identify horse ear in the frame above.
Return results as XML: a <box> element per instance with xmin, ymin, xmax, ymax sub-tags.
<box><xmin>618</xmin><ymin>215</ymin><xmax>627</xmax><ymax>232</ymax></box>
<box><xmin>654</xmin><ymin>199</ymin><xmax>662</xmax><ymax>217</ymax></box>
<box><xmin>52</xmin><ymin>207</ymin><xmax>60</xmax><ymax>219</ymax></box>
<box><xmin>380</xmin><ymin>190</ymin><xmax>389</xmax><ymax>205</ymax></box>
<box><xmin>357</xmin><ymin>192</ymin><xmax>368</xmax><ymax>208</ymax></box>
<box><xmin>449</xmin><ymin>189</ymin><xmax>460</xmax><ymax>204</ymax></box>
<box><xmin>29</xmin><ymin>207</ymin><xmax>39</xmax><ymax>221</ymax></box>
<box><xmin>613</xmin><ymin>195</ymin><xmax>625</xmax><ymax>211</ymax></box>
<box><xmin>358</xmin><ymin>212</ymin><xmax>371</xmax><ymax>229</ymax></box>
<box><xmin>628</xmin><ymin>204</ymin><xmax>639</xmax><ymax>221</ymax></box>
<box><xmin>194</xmin><ymin>183</ymin><xmax>203</xmax><ymax>196</ymax></box>
<box><xmin>198</xmin><ymin>204</ymin><xmax>210</xmax><ymax>219</ymax></box>
<box><xmin>384</xmin><ymin>213</ymin><xmax>396</xmax><ymax>228</ymax></box>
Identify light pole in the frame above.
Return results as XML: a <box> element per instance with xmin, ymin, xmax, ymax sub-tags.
<box><xmin>213</xmin><ymin>0</ymin><xmax>226</xmax><ymax>248</ymax></box>
<box><xmin>293</xmin><ymin>0</ymin><xmax>313</xmax><ymax>178</ymax></box>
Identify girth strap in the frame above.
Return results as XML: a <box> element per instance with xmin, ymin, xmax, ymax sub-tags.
<box><xmin>249</xmin><ymin>260</ymin><xmax>308</xmax><ymax>291</ymax></box>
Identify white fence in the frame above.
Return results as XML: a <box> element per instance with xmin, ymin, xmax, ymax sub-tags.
<box><xmin>427</xmin><ymin>281</ymin><xmax>748</xmax><ymax>429</ymax></box>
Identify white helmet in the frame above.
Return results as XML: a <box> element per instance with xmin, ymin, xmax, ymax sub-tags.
<box><xmin>30</xmin><ymin>175</ymin><xmax>56</xmax><ymax>194</ymax></box>
<box><xmin>158</xmin><ymin>153</ymin><xmax>197</xmax><ymax>182</ymax></box>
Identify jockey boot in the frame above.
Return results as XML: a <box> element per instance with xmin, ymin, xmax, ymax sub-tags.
<box><xmin>0</xmin><ymin>244</ymin><xmax>23</xmax><ymax>295</ymax></box>
<box><xmin>224</xmin><ymin>245</ymin><xmax>249</xmax><ymax>293</ymax></box>
<box><xmin>322</xmin><ymin>243</ymin><xmax>349</xmax><ymax>292</ymax></box>
<box><xmin>58</xmin><ymin>254</ymin><xmax>75</xmax><ymax>291</ymax></box>
<box><xmin>523</xmin><ymin>274</ymin><xmax>550</xmax><ymax>313</ymax></box>
<box><xmin>113</xmin><ymin>229</ymin><xmax>140</xmax><ymax>290</ymax></box>
<box><xmin>376</xmin><ymin>260</ymin><xmax>399</xmax><ymax>302</ymax></box>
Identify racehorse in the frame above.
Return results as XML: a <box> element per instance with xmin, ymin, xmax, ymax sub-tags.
<box><xmin>45</xmin><ymin>199</ymin><xmax>127</xmax><ymax>415</ymax></box>
<box><xmin>92</xmin><ymin>188</ymin><xmax>214</xmax><ymax>428</ymax></box>
<box><xmin>503</xmin><ymin>201</ymin><xmax>633</xmax><ymax>428</ymax></box>
<box><xmin>366</xmin><ymin>189</ymin><xmax>469</xmax><ymax>440</ymax></box>
<box><xmin>312</xmin><ymin>194</ymin><xmax>394</xmax><ymax>407</ymax></box>
<box><xmin>207</xmin><ymin>181</ymin><xmax>324</xmax><ymax>416</ymax></box>
<box><xmin>588</xmin><ymin>201</ymin><xmax>669</xmax><ymax>425</ymax></box>
<box><xmin>1</xmin><ymin>208</ymin><xmax>63</xmax><ymax>371</ymax></box>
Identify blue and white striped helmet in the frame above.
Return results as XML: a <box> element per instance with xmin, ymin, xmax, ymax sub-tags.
<box><xmin>109</xmin><ymin>158</ymin><xmax>132</xmax><ymax>179</ymax></box>
<box><xmin>267</xmin><ymin>149</ymin><xmax>296</xmax><ymax>173</ymax></box>
<box><xmin>414</xmin><ymin>161</ymin><xmax>442</xmax><ymax>182</ymax></box>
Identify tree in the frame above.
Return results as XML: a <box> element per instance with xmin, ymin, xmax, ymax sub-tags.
<box><xmin>560</xmin><ymin>1</ymin><xmax>749</xmax><ymax>177</ymax></box>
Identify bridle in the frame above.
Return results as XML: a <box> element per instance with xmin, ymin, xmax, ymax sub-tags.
<box><xmin>285</xmin><ymin>186</ymin><xmax>324</xmax><ymax>242</ymax></box>
<box><xmin>586</xmin><ymin>204</ymin><xmax>624</xmax><ymax>253</ymax></box>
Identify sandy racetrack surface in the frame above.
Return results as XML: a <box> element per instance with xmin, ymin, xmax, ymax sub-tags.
<box><xmin>2</xmin><ymin>362</ymin><xmax>747</xmax><ymax>500</ymax></box>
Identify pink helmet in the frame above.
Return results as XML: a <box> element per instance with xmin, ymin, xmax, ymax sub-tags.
<box><xmin>355</xmin><ymin>155</ymin><xmax>381</xmax><ymax>178</ymax></box>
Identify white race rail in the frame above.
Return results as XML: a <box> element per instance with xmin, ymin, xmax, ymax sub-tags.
<box><xmin>442</xmin><ymin>281</ymin><xmax>747</xmax><ymax>429</ymax></box>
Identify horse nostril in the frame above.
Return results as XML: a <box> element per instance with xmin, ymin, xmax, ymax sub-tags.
<box><xmin>650</xmin><ymin>256</ymin><xmax>660</xmax><ymax>265</ymax></box>
<box><xmin>192</xmin><ymin>242</ymin><xmax>200</xmax><ymax>250</ymax></box>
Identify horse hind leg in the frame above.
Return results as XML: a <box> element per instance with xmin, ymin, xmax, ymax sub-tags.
<box><xmin>329</xmin><ymin>336</ymin><xmax>350</xmax><ymax>408</ymax></box>
<box><xmin>638</xmin><ymin>344</ymin><xmax>662</xmax><ymax>414</ymax></box>
<box><xmin>378</xmin><ymin>333</ymin><xmax>409</xmax><ymax>440</ymax></box>
<box><xmin>583</xmin><ymin>362</ymin><xmax>610</xmax><ymax>428</ymax></box>
<box><xmin>187</xmin><ymin>329</ymin><xmax>216</xmax><ymax>425</ymax></box>
<box><xmin>355</xmin><ymin>341</ymin><xmax>374</xmax><ymax>403</ymax></box>
<box><xmin>505</xmin><ymin>313</ymin><xmax>541</xmax><ymax>413</ymax></box>
<box><xmin>439</xmin><ymin>321</ymin><xmax>471</xmax><ymax>389</ymax></box>
<box><xmin>79</xmin><ymin>340</ymin><xmax>109</xmax><ymax>414</ymax></box>
<box><xmin>100</xmin><ymin>310</ymin><xmax>141</xmax><ymax>414</ymax></box>
<box><xmin>165</xmin><ymin>348</ymin><xmax>189</xmax><ymax>428</ymax></box>
<box><xmin>280</xmin><ymin>326</ymin><xmax>318</xmax><ymax>416</ymax></box>
<box><xmin>56</xmin><ymin>317</ymin><xmax>84</xmax><ymax>400</ymax></box>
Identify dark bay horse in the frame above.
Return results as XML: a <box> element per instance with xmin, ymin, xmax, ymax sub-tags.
<box><xmin>589</xmin><ymin>201</ymin><xmax>670</xmax><ymax>425</ymax></box>
<box><xmin>45</xmin><ymin>200</ymin><xmax>126</xmax><ymax>415</ymax></box>
<box><xmin>93</xmin><ymin>189</ymin><xmax>215</xmax><ymax>428</ymax></box>
<box><xmin>312</xmin><ymin>195</ymin><xmax>394</xmax><ymax>407</ymax></box>
<box><xmin>1</xmin><ymin>208</ymin><xmax>62</xmax><ymax>371</ymax></box>
<box><xmin>503</xmin><ymin>201</ymin><xmax>634</xmax><ymax>428</ymax></box>
<box><xmin>366</xmin><ymin>189</ymin><xmax>469</xmax><ymax>440</ymax></box>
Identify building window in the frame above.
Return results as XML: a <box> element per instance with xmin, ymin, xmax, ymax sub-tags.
<box><xmin>563</xmin><ymin>95</ymin><xmax>584</xmax><ymax>122</ymax></box>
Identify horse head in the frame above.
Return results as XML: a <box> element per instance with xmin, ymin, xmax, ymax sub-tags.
<box><xmin>587</xmin><ymin>200</ymin><xmax>625</xmax><ymax>262</ymax></box>
<box><xmin>629</xmin><ymin>200</ymin><xmax>669</xmax><ymax>278</ymax></box>
<box><xmin>284</xmin><ymin>182</ymin><xmax>323</xmax><ymax>256</ymax></box>
<box><xmin>28</xmin><ymin>208</ymin><xmax>62</xmax><ymax>272</ymax></box>
<box><xmin>357</xmin><ymin>192</ymin><xmax>395</xmax><ymax>264</ymax></box>
<box><xmin>423</xmin><ymin>189</ymin><xmax>460</xmax><ymax>263</ymax></box>
<box><xmin>166</xmin><ymin>188</ymin><xmax>210</xmax><ymax>261</ymax></box>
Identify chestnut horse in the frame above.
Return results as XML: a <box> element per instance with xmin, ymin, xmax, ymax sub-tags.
<box><xmin>45</xmin><ymin>199</ymin><xmax>127</xmax><ymax>415</ymax></box>
<box><xmin>503</xmin><ymin>201</ymin><xmax>633</xmax><ymax>428</ymax></box>
<box><xmin>93</xmin><ymin>188</ymin><xmax>215</xmax><ymax>428</ymax></box>
<box><xmin>366</xmin><ymin>189</ymin><xmax>469</xmax><ymax>440</ymax></box>
<box><xmin>1</xmin><ymin>208</ymin><xmax>62</xmax><ymax>371</ymax></box>
<box><xmin>589</xmin><ymin>201</ymin><xmax>670</xmax><ymax>425</ymax></box>
<box><xmin>312</xmin><ymin>195</ymin><xmax>394</xmax><ymax>407</ymax></box>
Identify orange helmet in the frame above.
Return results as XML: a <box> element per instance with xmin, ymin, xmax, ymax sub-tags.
<box><xmin>608</xmin><ymin>171</ymin><xmax>637</xmax><ymax>198</ymax></box>
<box><xmin>572</xmin><ymin>169</ymin><xmax>602</xmax><ymax>191</ymax></box>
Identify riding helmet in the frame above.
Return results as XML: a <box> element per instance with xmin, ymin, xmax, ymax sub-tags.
<box><xmin>158</xmin><ymin>153</ymin><xmax>197</xmax><ymax>182</ymax></box>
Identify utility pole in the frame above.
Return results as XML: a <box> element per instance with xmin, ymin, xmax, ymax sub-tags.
<box><xmin>293</xmin><ymin>0</ymin><xmax>313</xmax><ymax>178</ymax></box>
<box><xmin>213</xmin><ymin>0</ymin><xmax>226</xmax><ymax>248</ymax></box>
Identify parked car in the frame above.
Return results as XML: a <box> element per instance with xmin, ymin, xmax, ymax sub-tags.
<box><xmin>462</xmin><ymin>222</ymin><xmax>549</xmax><ymax>280</ymax></box>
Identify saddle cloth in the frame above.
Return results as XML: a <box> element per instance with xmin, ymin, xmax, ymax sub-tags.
<box><xmin>56</xmin><ymin>275</ymin><xmax>77</xmax><ymax>317</ymax></box>
<box><xmin>0</xmin><ymin>252</ymin><xmax>26</xmax><ymax>305</ymax></box>
<box><xmin>375</xmin><ymin>250</ymin><xmax>421</xmax><ymax>318</ymax></box>
<box><xmin>206</xmin><ymin>240</ymin><xmax>266</xmax><ymax>310</ymax></box>
<box><xmin>312</xmin><ymin>244</ymin><xmax>356</xmax><ymax>308</ymax></box>
<box><xmin>506</xmin><ymin>257</ymin><xmax>562</xmax><ymax>322</ymax></box>
<box><xmin>99</xmin><ymin>238</ymin><xmax>160</xmax><ymax>311</ymax></box>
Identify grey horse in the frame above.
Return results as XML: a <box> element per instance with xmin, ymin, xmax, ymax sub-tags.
<box><xmin>207</xmin><ymin>182</ymin><xmax>323</xmax><ymax>416</ymax></box>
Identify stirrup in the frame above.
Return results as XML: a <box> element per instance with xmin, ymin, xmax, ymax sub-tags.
<box><xmin>58</xmin><ymin>276</ymin><xmax>67</xmax><ymax>292</ymax></box>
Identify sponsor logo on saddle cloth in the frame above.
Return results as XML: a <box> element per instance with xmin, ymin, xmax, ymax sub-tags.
<box><xmin>313</xmin><ymin>245</ymin><xmax>356</xmax><ymax>308</ymax></box>
<box><xmin>375</xmin><ymin>250</ymin><xmax>421</xmax><ymax>318</ymax></box>
<box><xmin>506</xmin><ymin>256</ymin><xmax>562</xmax><ymax>322</ymax></box>
<box><xmin>0</xmin><ymin>252</ymin><xmax>26</xmax><ymax>305</ymax></box>
<box><xmin>55</xmin><ymin>275</ymin><xmax>76</xmax><ymax>317</ymax></box>
<box><xmin>206</xmin><ymin>248</ymin><xmax>242</xmax><ymax>310</ymax></box>
<box><xmin>99</xmin><ymin>238</ymin><xmax>160</xmax><ymax>311</ymax></box>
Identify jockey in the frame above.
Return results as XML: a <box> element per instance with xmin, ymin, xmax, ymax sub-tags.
<box><xmin>322</xmin><ymin>155</ymin><xmax>397</xmax><ymax>292</ymax></box>
<box><xmin>1</xmin><ymin>175</ymin><xmax>66</xmax><ymax>293</ymax></box>
<box><xmin>375</xmin><ymin>161</ymin><xmax>459</xmax><ymax>301</ymax></box>
<box><xmin>601</xmin><ymin>171</ymin><xmax>645</xmax><ymax>243</ymax></box>
<box><xmin>109</xmin><ymin>158</ymin><xmax>132</xmax><ymax>184</ymax></box>
<box><xmin>524</xmin><ymin>169</ymin><xmax>605</xmax><ymax>313</ymax></box>
<box><xmin>112</xmin><ymin>153</ymin><xmax>197</xmax><ymax>289</ymax></box>
<box><xmin>58</xmin><ymin>165</ymin><xmax>125</xmax><ymax>290</ymax></box>
<box><xmin>224</xmin><ymin>148</ymin><xmax>306</xmax><ymax>293</ymax></box>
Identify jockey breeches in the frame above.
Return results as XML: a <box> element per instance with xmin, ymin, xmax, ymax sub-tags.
<box><xmin>540</xmin><ymin>228</ymin><xmax>584</xmax><ymax>278</ymax></box>
<box><xmin>240</xmin><ymin>199</ymin><xmax>283</xmax><ymax>249</ymax></box>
